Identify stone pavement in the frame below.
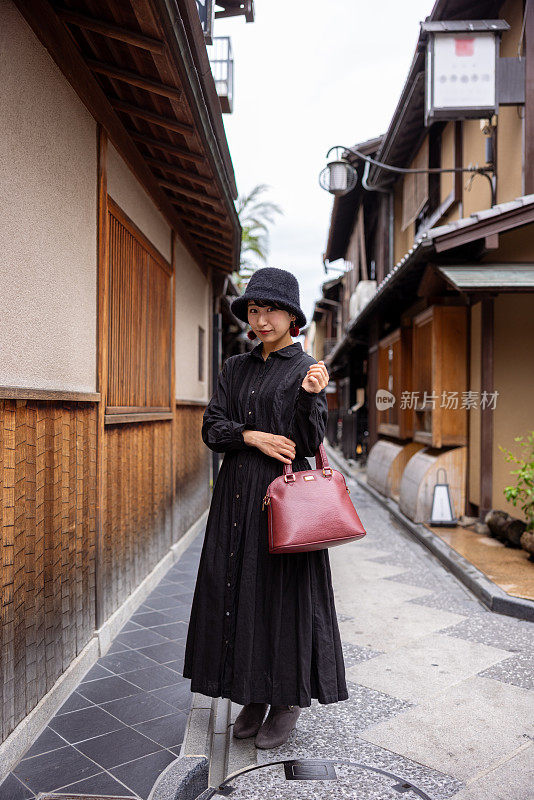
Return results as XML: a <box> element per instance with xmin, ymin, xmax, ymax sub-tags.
<box><xmin>0</xmin><ymin>537</ymin><xmax>203</xmax><ymax>800</ymax></box>
<box><xmin>196</xmin><ymin>452</ymin><xmax>534</xmax><ymax>800</ymax></box>
<box><xmin>5</xmin><ymin>450</ymin><xmax>532</xmax><ymax>800</ymax></box>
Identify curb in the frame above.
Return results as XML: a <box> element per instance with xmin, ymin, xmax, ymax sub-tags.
<box><xmin>149</xmin><ymin>692</ymin><xmax>215</xmax><ymax>800</ymax></box>
<box><xmin>324</xmin><ymin>443</ymin><xmax>534</xmax><ymax>623</ymax></box>
<box><xmin>148</xmin><ymin>755</ymin><xmax>209</xmax><ymax>800</ymax></box>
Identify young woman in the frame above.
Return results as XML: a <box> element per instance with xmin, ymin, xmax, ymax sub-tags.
<box><xmin>182</xmin><ymin>267</ymin><xmax>348</xmax><ymax>749</ymax></box>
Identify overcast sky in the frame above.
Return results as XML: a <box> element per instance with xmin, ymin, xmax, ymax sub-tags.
<box><xmin>214</xmin><ymin>0</ymin><xmax>436</xmax><ymax>328</ymax></box>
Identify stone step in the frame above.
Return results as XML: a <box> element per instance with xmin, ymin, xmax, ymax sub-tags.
<box><xmin>180</xmin><ymin>692</ymin><xmax>216</xmax><ymax>762</ymax></box>
<box><xmin>226</xmin><ymin>701</ymin><xmax>257</xmax><ymax>780</ymax></box>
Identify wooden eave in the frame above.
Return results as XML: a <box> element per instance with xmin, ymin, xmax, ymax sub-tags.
<box><xmin>215</xmin><ymin>0</ymin><xmax>255</xmax><ymax>22</ymax></box>
<box><xmin>14</xmin><ymin>0</ymin><xmax>240</xmax><ymax>274</ymax></box>
<box><xmin>433</xmin><ymin>201</ymin><xmax>534</xmax><ymax>252</ymax></box>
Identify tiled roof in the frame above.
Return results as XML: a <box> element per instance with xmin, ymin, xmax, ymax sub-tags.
<box><xmin>325</xmin><ymin>193</ymin><xmax>534</xmax><ymax>368</ymax></box>
<box><xmin>374</xmin><ymin>194</ymin><xmax>534</xmax><ymax>294</ymax></box>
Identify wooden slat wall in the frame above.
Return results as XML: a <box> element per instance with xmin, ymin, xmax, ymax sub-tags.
<box><xmin>99</xmin><ymin>406</ymin><xmax>208</xmax><ymax>622</ymax></box>
<box><xmin>107</xmin><ymin>212</ymin><xmax>148</xmax><ymax>408</ymax></box>
<box><xmin>146</xmin><ymin>254</ymin><xmax>172</xmax><ymax>408</ymax></box>
<box><xmin>107</xmin><ymin>202</ymin><xmax>172</xmax><ymax>412</ymax></box>
<box><xmin>175</xmin><ymin>404</ymin><xmax>209</xmax><ymax>538</ymax></box>
<box><xmin>0</xmin><ymin>400</ymin><xmax>96</xmax><ymax>743</ymax></box>
<box><xmin>100</xmin><ymin>420</ymin><xmax>173</xmax><ymax>621</ymax></box>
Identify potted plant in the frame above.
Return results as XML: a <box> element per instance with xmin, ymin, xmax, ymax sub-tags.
<box><xmin>498</xmin><ymin>432</ymin><xmax>534</xmax><ymax>557</ymax></box>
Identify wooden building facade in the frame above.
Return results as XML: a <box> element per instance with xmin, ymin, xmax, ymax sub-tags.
<box><xmin>0</xmin><ymin>0</ymin><xmax>240</xmax><ymax>775</ymax></box>
<box><xmin>316</xmin><ymin>0</ymin><xmax>534</xmax><ymax>528</ymax></box>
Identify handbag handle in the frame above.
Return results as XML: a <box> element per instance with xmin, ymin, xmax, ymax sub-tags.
<box><xmin>282</xmin><ymin>442</ymin><xmax>329</xmax><ymax>477</ymax></box>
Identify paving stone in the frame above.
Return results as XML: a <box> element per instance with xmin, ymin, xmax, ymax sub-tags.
<box><xmin>208</xmin><ymin>455</ymin><xmax>533</xmax><ymax>798</ymax></box>
<box><xmin>477</xmin><ymin>651</ymin><xmax>534</xmax><ymax>690</ymax></box>
<box><xmin>439</xmin><ymin>614</ymin><xmax>534</xmax><ymax>654</ymax></box>
<box><xmin>347</xmin><ymin>632</ymin><xmax>511</xmax><ymax>702</ymax></box>
<box><xmin>359</xmin><ymin>676</ymin><xmax>534</xmax><ymax>780</ymax></box>
<box><xmin>446</xmin><ymin>743</ymin><xmax>534</xmax><ymax>800</ymax></box>
<box><xmin>341</xmin><ymin>640</ymin><xmax>384</xmax><ymax>669</ymax></box>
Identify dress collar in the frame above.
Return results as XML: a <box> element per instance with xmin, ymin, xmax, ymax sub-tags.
<box><xmin>248</xmin><ymin>341</ymin><xmax>303</xmax><ymax>361</ymax></box>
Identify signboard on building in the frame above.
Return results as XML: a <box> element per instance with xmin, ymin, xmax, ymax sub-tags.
<box><xmin>421</xmin><ymin>20</ymin><xmax>509</xmax><ymax>125</ymax></box>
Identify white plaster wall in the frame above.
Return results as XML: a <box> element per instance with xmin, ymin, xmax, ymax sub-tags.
<box><xmin>174</xmin><ymin>238</ymin><xmax>210</xmax><ymax>402</ymax></box>
<box><xmin>107</xmin><ymin>143</ymin><xmax>171</xmax><ymax>263</ymax></box>
<box><xmin>0</xmin><ymin>1</ymin><xmax>97</xmax><ymax>392</ymax></box>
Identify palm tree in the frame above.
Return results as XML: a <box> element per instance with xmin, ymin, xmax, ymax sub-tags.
<box><xmin>233</xmin><ymin>184</ymin><xmax>283</xmax><ymax>291</ymax></box>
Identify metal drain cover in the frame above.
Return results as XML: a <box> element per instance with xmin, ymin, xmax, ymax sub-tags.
<box><xmin>284</xmin><ymin>760</ymin><xmax>337</xmax><ymax>780</ymax></box>
<box><xmin>216</xmin><ymin>758</ymin><xmax>436</xmax><ymax>799</ymax></box>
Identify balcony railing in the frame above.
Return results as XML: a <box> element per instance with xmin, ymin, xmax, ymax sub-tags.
<box><xmin>207</xmin><ymin>36</ymin><xmax>234</xmax><ymax>114</ymax></box>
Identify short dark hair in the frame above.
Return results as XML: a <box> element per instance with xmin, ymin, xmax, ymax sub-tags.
<box><xmin>247</xmin><ymin>297</ymin><xmax>290</xmax><ymax>313</ymax></box>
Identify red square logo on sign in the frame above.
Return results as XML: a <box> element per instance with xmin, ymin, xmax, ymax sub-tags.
<box><xmin>455</xmin><ymin>37</ymin><xmax>475</xmax><ymax>56</ymax></box>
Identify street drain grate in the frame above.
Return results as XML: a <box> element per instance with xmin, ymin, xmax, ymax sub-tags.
<box><xmin>284</xmin><ymin>760</ymin><xmax>337</xmax><ymax>780</ymax></box>
<box><xmin>212</xmin><ymin>758</ymin><xmax>437</xmax><ymax>799</ymax></box>
<box><xmin>37</xmin><ymin>794</ymin><xmax>138</xmax><ymax>799</ymax></box>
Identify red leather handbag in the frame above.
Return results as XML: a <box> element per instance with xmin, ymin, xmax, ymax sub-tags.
<box><xmin>262</xmin><ymin>443</ymin><xmax>367</xmax><ymax>553</ymax></box>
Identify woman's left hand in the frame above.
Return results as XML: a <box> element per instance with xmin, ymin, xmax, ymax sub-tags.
<box><xmin>301</xmin><ymin>360</ymin><xmax>329</xmax><ymax>393</ymax></box>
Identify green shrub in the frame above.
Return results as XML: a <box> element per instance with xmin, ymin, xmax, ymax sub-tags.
<box><xmin>498</xmin><ymin>432</ymin><xmax>534</xmax><ymax>532</ymax></box>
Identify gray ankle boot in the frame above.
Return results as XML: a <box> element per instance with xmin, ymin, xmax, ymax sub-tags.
<box><xmin>254</xmin><ymin>704</ymin><xmax>301</xmax><ymax>749</ymax></box>
<box><xmin>232</xmin><ymin>702</ymin><xmax>269</xmax><ymax>738</ymax></box>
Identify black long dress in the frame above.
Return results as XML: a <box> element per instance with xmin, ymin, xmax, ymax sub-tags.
<box><xmin>181</xmin><ymin>340</ymin><xmax>348</xmax><ymax>708</ymax></box>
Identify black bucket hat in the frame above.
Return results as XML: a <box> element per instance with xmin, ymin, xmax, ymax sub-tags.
<box><xmin>230</xmin><ymin>267</ymin><xmax>307</xmax><ymax>329</ymax></box>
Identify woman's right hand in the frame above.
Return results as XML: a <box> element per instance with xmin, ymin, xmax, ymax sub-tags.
<box><xmin>243</xmin><ymin>430</ymin><xmax>296</xmax><ymax>463</ymax></box>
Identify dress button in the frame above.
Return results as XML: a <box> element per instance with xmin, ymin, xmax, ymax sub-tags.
<box><xmin>233</xmin><ymin>522</ymin><xmax>237</xmax><ymax>526</ymax></box>
<box><xmin>248</xmin><ymin>411</ymin><xmax>252</xmax><ymax>415</ymax></box>
<box><xmin>227</xmin><ymin>582</ymin><xmax>231</xmax><ymax>587</ymax></box>
<box><xmin>238</xmin><ymin>463</ymin><xmax>242</xmax><ymax>468</ymax></box>
<box><xmin>251</xmin><ymin>390</ymin><xmax>255</xmax><ymax>393</ymax></box>
<box><xmin>236</xmin><ymin>493</ymin><xmax>239</xmax><ymax>498</ymax></box>
<box><xmin>230</xmin><ymin>551</ymin><xmax>234</xmax><ymax>556</ymax></box>
<box><xmin>226</xmin><ymin>611</ymin><xmax>230</xmax><ymax>616</ymax></box>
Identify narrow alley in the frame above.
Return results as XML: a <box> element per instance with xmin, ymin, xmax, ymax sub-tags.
<box><xmin>186</xmin><ymin>449</ymin><xmax>534</xmax><ymax>800</ymax></box>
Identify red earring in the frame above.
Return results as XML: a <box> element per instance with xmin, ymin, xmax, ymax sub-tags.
<box><xmin>289</xmin><ymin>321</ymin><xmax>299</xmax><ymax>337</ymax></box>
<box><xmin>247</xmin><ymin>329</ymin><xmax>256</xmax><ymax>340</ymax></box>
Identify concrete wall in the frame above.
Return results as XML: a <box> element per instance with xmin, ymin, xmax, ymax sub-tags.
<box><xmin>497</xmin><ymin>0</ymin><xmax>525</xmax><ymax>203</ymax></box>
<box><xmin>174</xmin><ymin>238</ymin><xmax>210</xmax><ymax>402</ymax></box>
<box><xmin>0</xmin><ymin>0</ymin><xmax>211</xmax><ymax>401</ymax></box>
<box><xmin>481</xmin><ymin>223</ymin><xmax>534</xmax><ymax>262</ymax></box>
<box><xmin>107</xmin><ymin>143</ymin><xmax>171</xmax><ymax>264</ymax></box>
<box><xmin>469</xmin><ymin>294</ymin><xmax>534</xmax><ymax>521</ymax></box>
<box><xmin>492</xmin><ymin>293</ymin><xmax>534</xmax><ymax>519</ymax></box>
<box><xmin>0</xmin><ymin>1</ymin><xmax>97</xmax><ymax>392</ymax></box>
<box><xmin>440</xmin><ymin>121</ymin><xmax>457</xmax><ymax>209</ymax></box>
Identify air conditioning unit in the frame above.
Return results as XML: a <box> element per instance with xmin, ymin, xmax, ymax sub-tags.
<box><xmin>349</xmin><ymin>280</ymin><xmax>377</xmax><ymax>318</ymax></box>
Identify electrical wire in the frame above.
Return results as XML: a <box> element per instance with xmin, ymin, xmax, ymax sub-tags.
<box><xmin>342</xmin><ymin>145</ymin><xmax>492</xmax><ymax>176</ymax></box>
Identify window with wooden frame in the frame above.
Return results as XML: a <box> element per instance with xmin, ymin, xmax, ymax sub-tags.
<box><xmin>415</xmin><ymin>121</ymin><xmax>462</xmax><ymax>235</ymax></box>
<box><xmin>412</xmin><ymin>304</ymin><xmax>467</xmax><ymax>448</ymax></box>
<box><xmin>105</xmin><ymin>197</ymin><xmax>173</xmax><ymax>424</ymax></box>
<box><xmin>402</xmin><ymin>137</ymin><xmax>429</xmax><ymax>232</ymax></box>
<box><xmin>377</xmin><ymin>326</ymin><xmax>413</xmax><ymax>439</ymax></box>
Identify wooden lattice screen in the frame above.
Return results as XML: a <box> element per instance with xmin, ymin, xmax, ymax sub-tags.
<box><xmin>107</xmin><ymin>198</ymin><xmax>172</xmax><ymax>415</ymax></box>
<box><xmin>401</xmin><ymin>137</ymin><xmax>429</xmax><ymax>231</ymax></box>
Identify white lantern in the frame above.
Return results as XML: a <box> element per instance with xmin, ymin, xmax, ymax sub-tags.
<box><xmin>429</xmin><ymin>468</ymin><xmax>457</xmax><ymax>526</ymax></box>
<box><xmin>319</xmin><ymin>147</ymin><xmax>359</xmax><ymax>197</ymax></box>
